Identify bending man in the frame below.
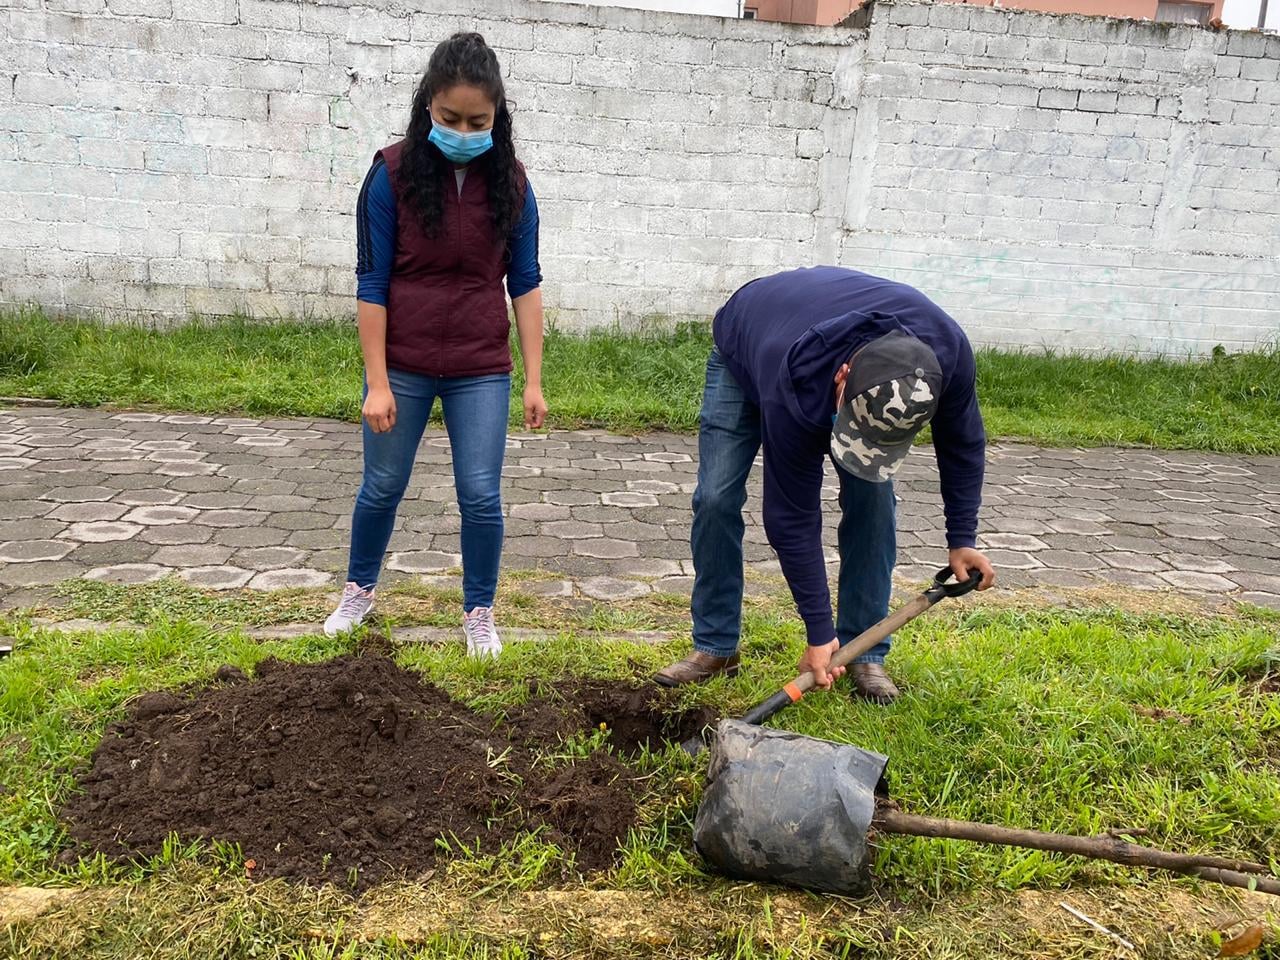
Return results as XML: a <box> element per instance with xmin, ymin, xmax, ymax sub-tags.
<box><xmin>655</xmin><ymin>266</ymin><xmax>996</xmax><ymax>702</ymax></box>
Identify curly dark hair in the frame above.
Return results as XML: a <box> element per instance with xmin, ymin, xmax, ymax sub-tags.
<box><xmin>398</xmin><ymin>32</ymin><xmax>525</xmax><ymax>241</ymax></box>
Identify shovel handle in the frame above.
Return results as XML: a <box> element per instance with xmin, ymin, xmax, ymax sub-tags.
<box><xmin>739</xmin><ymin>567</ymin><xmax>980</xmax><ymax>726</ymax></box>
<box><xmin>821</xmin><ymin>567</ymin><xmax>979</xmax><ymax>681</ymax></box>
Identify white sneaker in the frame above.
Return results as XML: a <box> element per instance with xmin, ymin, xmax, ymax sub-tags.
<box><xmin>463</xmin><ymin>606</ymin><xmax>502</xmax><ymax>660</ymax></box>
<box><xmin>324</xmin><ymin>582</ymin><xmax>375</xmax><ymax>636</ymax></box>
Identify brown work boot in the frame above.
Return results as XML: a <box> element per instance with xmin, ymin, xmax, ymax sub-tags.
<box><xmin>851</xmin><ymin>663</ymin><xmax>900</xmax><ymax>705</ymax></box>
<box><xmin>653</xmin><ymin>650</ymin><xmax>740</xmax><ymax>687</ymax></box>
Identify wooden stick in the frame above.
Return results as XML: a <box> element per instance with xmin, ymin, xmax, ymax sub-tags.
<box><xmin>873</xmin><ymin>808</ymin><xmax>1280</xmax><ymax>896</ymax></box>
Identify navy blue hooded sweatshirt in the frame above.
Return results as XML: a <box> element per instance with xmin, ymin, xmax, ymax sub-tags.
<box><xmin>712</xmin><ymin>266</ymin><xmax>986</xmax><ymax>648</ymax></box>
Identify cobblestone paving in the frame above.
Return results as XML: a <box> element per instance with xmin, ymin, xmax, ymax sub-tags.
<box><xmin>2</xmin><ymin>406</ymin><xmax>1279</xmax><ymax>610</ymax></box>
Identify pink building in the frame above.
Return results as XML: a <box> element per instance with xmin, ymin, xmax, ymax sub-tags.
<box><xmin>744</xmin><ymin>0</ymin><xmax>863</xmax><ymax>22</ymax></box>
<box><xmin>746</xmin><ymin>0</ymin><xmax>1225</xmax><ymax>25</ymax></box>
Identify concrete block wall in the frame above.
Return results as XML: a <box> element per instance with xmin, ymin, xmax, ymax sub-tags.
<box><xmin>1</xmin><ymin>0</ymin><xmax>851</xmax><ymax>325</ymax></box>
<box><xmin>842</xmin><ymin>2</ymin><xmax>1280</xmax><ymax>353</ymax></box>
<box><xmin>1</xmin><ymin>0</ymin><xmax>1277</xmax><ymax>354</ymax></box>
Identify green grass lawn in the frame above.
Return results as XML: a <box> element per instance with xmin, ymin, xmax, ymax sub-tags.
<box><xmin>3</xmin><ymin>309</ymin><xmax>1279</xmax><ymax>453</ymax></box>
<box><xmin>2</xmin><ymin>590</ymin><xmax>1277</xmax><ymax>958</ymax></box>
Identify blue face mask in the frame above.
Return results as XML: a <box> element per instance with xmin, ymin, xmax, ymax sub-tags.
<box><xmin>428</xmin><ymin>124</ymin><xmax>493</xmax><ymax>164</ymax></box>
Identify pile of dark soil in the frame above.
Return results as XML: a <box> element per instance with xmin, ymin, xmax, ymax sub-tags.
<box><xmin>61</xmin><ymin>656</ymin><xmax>716</xmax><ymax>889</ymax></box>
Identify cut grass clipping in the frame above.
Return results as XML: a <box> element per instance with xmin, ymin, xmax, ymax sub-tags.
<box><xmin>3</xmin><ymin>308</ymin><xmax>1279</xmax><ymax>453</ymax></box>
<box><xmin>2</xmin><ymin>605</ymin><xmax>1277</xmax><ymax>958</ymax></box>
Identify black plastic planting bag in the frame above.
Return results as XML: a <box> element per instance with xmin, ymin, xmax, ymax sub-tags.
<box><xmin>693</xmin><ymin>719</ymin><xmax>889</xmax><ymax>895</ymax></box>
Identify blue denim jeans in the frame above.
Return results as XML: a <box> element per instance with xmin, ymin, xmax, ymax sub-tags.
<box><xmin>690</xmin><ymin>349</ymin><xmax>897</xmax><ymax>662</ymax></box>
<box><xmin>346</xmin><ymin>367</ymin><xmax>510</xmax><ymax>611</ymax></box>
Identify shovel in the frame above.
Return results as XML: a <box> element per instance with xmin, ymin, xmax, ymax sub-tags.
<box><xmin>680</xmin><ymin>566</ymin><xmax>982</xmax><ymax>757</ymax></box>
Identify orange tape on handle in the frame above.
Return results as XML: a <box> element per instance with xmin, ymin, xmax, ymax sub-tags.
<box><xmin>783</xmin><ymin>682</ymin><xmax>804</xmax><ymax>703</ymax></box>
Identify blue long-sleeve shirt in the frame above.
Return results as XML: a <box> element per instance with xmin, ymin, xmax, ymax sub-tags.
<box><xmin>713</xmin><ymin>266</ymin><xmax>986</xmax><ymax>648</ymax></box>
<box><xmin>354</xmin><ymin>158</ymin><xmax>542</xmax><ymax>305</ymax></box>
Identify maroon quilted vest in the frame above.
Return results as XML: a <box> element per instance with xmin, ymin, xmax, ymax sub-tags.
<box><xmin>376</xmin><ymin>140</ymin><xmax>513</xmax><ymax>378</ymax></box>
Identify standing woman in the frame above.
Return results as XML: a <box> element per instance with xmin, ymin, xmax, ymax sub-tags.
<box><xmin>325</xmin><ymin>32</ymin><xmax>546</xmax><ymax>658</ymax></box>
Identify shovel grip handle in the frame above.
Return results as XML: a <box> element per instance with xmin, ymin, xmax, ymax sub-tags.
<box><xmin>927</xmin><ymin>566</ymin><xmax>983</xmax><ymax>600</ymax></box>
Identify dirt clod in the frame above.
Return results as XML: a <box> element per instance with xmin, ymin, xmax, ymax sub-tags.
<box><xmin>129</xmin><ymin>692</ymin><xmax>185</xmax><ymax>722</ymax></box>
<box><xmin>214</xmin><ymin>664</ymin><xmax>247</xmax><ymax>684</ymax></box>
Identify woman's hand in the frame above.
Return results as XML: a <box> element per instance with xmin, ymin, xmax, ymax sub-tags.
<box><xmin>523</xmin><ymin>384</ymin><xmax>547</xmax><ymax>430</ymax></box>
<box><xmin>363</xmin><ymin>386</ymin><xmax>397</xmax><ymax>434</ymax></box>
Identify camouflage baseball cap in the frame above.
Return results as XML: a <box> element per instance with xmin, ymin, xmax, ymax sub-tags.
<box><xmin>830</xmin><ymin>330</ymin><xmax>943</xmax><ymax>483</ymax></box>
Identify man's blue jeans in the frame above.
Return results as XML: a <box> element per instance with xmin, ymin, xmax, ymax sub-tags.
<box><xmin>346</xmin><ymin>367</ymin><xmax>510</xmax><ymax>611</ymax></box>
<box><xmin>690</xmin><ymin>349</ymin><xmax>897</xmax><ymax>662</ymax></box>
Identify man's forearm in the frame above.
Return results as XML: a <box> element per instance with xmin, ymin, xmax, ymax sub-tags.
<box><xmin>767</xmin><ymin>529</ymin><xmax>836</xmax><ymax>647</ymax></box>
